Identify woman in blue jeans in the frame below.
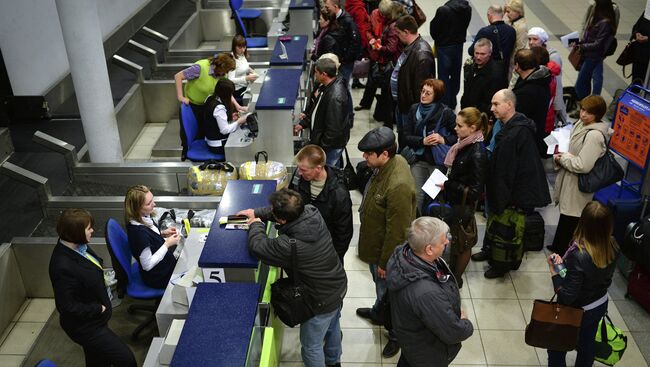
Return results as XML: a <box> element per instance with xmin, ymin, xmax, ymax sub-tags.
<box><xmin>546</xmin><ymin>201</ymin><xmax>619</xmax><ymax>366</ymax></box>
<box><xmin>574</xmin><ymin>0</ymin><xmax>616</xmax><ymax>100</ymax></box>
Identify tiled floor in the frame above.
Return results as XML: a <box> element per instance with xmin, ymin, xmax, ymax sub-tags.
<box><xmin>0</xmin><ymin>298</ymin><xmax>55</xmax><ymax>367</ymax></box>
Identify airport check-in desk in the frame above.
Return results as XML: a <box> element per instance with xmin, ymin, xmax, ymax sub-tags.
<box><xmin>288</xmin><ymin>0</ymin><xmax>315</xmax><ymax>43</ymax></box>
<box><xmin>226</xmin><ymin>68</ymin><xmax>304</xmax><ymax>166</ymax></box>
<box><xmin>155</xmin><ymin>180</ymin><xmax>276</xmax><ymax>336</ymax></box>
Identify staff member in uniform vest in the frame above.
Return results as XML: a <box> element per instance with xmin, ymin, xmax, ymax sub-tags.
<box><xmin>124</xmin><ymin>185</ymin><xmax>180</xmax><ymax>289</ymax></box>
<box><xmin>49</xmin><ymin>209</ymin><xmax>136</xmax><ymax>367</ymax></box>
<box><xmin>202</xmin><ymin>79</ymin><xmax>248</xmax><ymax>155</ymax></box>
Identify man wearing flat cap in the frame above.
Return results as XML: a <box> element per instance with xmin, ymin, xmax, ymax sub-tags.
<box><xmin>355</xmin><ymin>127</ymin><xmax>416</xmax><ymax>358</ymax></box>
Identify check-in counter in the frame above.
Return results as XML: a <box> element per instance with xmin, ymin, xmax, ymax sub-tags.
<box><xmin>289</xmin><ymin>0</ymin><xmax>315</xmax><ymax>43</ymax></box>
<box><xmin>170</xmin><ymin>282</ymin><xmax>262</xmax><ymax>366</ymax></box>
<box><xmin>198</xmin><ymin>180</ymin><xmax>277</xmax><ymax>282</ymax></box>
<box><xmin>226</xmin><ymin>68</ymin><xmax>303</xmax><ymax>165</ymax></box>
<box><xmin>269</xmin><ymin>35</ymin><xmax>308</xmax><ymax>69</ymax></box>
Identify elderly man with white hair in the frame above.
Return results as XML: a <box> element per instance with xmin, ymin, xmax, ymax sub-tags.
<box><xmin>387</xmin><ymin>216</ymin><xmax>473</xmax><ymax>367</ymax></box>
<box><xmin>527</xmin><ymin>26</ymin><xmax>568</xmax><ymax>124</ymax></box>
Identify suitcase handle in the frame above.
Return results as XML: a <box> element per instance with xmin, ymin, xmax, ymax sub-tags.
<box><xmin>255</xmin><ymin>151</ymin><xmax>269</xmax><ymax>164</ymax></box>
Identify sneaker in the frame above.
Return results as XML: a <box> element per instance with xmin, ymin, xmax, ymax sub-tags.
<box><xmin>471</xmin><ymin>251</ymin><xmax>489</xmax><ymax>262</ymax></box>
<box><xmin>356</xmin><ymin>307</ymin><xmax>382</xmax><ymax>325</ymax></box>
<box><xmin>382</xmin><ymin>340</ymin><xmax>400</xmax><ymax>358</ymax></box>
<box><xmin>484</xmin><ymin>267</ymin><xmax>507</xmax><ymax>279</ymax></box>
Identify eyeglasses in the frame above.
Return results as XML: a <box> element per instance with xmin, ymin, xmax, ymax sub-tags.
<box><xmin>421</xmin><ymin>89</ymin><xmax>433</xmax><ymax>96</ymax></box>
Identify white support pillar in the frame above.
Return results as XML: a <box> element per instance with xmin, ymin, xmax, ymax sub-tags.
<box><xmin>55</xmin><ymin>0</ymin><xmax>123</xmax><ymax>162</ymax></box>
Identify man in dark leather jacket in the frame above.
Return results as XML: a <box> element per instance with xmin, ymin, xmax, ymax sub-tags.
<box><xmin>241</xmin><ymin>189</ymin><xmax>347</xmax><ymax>367</ymax></box>
<box><xmin>461</xmin><ymin>38</ymin><xmax>508</xmax><ymax>118</ymax></box>
<box><xmin>296</xmin><ymin>58</ymin><xmax>353</xmax><ymax>166</ymax></box>
<box><xmin>291</xmin><ymin>145</ymin><xmax>353</xmax><ymax>265</ymax></box>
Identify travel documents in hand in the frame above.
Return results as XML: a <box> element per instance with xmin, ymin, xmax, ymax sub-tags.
<box><xmin>422</xmin><ymin>169</ymin><xmax>449</xmax><ymax>200</ymax></box>
<box><xmin>545</xmin><ymin>125</ymin><xmax>572</xmax><ymax>154</ymax></box>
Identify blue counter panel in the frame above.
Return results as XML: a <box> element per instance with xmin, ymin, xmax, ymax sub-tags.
<box><xmin>289</xmin><ymin>0</ymin><xmax>314</xmax><ymax>9</ymax></box>
<box><xmin>199</xmin><ymin>180</ymin><xmax>276</xmax><ymax>268</ymax></box>
<box><xmin>254</xmin><ymin>68</ymin><xmax>303</xmax><ymax>110</ymax></box>
<box><xmin>170</xmin><ymin>282</ymin><xmax>261</xmax><ymax>366</ymax></box>
<box><xmin>269</xmin><ymin>35</ymin><xmax>308</xmax><ymax>66</ymax></box>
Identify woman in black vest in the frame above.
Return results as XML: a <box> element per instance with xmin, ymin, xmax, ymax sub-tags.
<box><xmin>125</xmin><ymin>185</ymin><xmax>180</xmax><ymax>289</ymax></box>
<box><xmin>49</xmin><ymin>209</ymin><xmax>136</xmax><ymax>366</ymax></box>
<box><xmin>202</xmin><ymin>79</ymin><xmax>248</xmax><ymax>155</ymax></box>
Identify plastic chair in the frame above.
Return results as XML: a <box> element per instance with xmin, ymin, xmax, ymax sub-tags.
<box><xmin>34</xmin><ymin>360</ymin><xmax>58</xmax><ymax>367</ymax></box>
<box><xmin>105</xmin><ymin>218</ymin><xmax>165</xmax><ymax>340</ymax></box>
<box><xmin>230</xmin><ymin>0</ymin><xmax>267</xmax><ymax>48</ymax></box>
<box><xmin>179</xmin><ymin>104</ymin><xmax>225</xmax><ymax>162</ymax></box>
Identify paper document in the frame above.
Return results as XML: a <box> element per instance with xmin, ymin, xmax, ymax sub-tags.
<box><xmin>545</xmin><ymin>126</ymin><xmax>572</xmax><ymax>154</ymax></box>
<box><xmin>422</xmin><ymin>169</ymin><xmax>448</xmax><ymax>200</ymax></box>
<box><xmin>279</xmin><ymin>41</ymin><xmax>288</xmax><ymax>59</ymax></box>
<box><xmin>560</xmin><ymin>31</ymin><xmax>580</xmax><ymax>49</ymax></box>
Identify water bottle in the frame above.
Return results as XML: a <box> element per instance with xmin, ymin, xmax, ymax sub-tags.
<box><xmin>551</xmin><ymin>254</ymin><xmax>567</xmax><ymax>278</ymax></box>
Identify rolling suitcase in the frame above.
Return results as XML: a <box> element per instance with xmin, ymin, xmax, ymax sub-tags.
<box><xmin>524</xmin><ymin>211</ymin><xmax>545</xmax><ymax>251</ymax></box>
<box><xmin>627</xmin><ymin>264</ymin><xmax>650</xmax><ymax>312</ymax></box>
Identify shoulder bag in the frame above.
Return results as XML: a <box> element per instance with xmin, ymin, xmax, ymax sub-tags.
<box><xmin>450</xmin><ymin>187</ymin><xmax>478</xmax><ymax>249</ymax></box>
<box><xmin>569</xmin><ymin>45</ymin><xmax>584</xmax><ymax>71</ymax></box>
<box><xmin>411</xmin><ymin>0</ymin><xmax>426</xmax><ymax>27</ymax></box>
<box><xmin>430</xmin><ymin>108</ymin><xmax>452</xmax><ymax>165</ymax></box>
<box><xmin>270</xmin><ymin>239</ymin><xmax>314</xmax><ymax>327</ymax></box>
<box><xmin>342</xmin><ymin>147</ymin><xmax>360</xmax><ymax>191</ymax></box>
<box><xmin>577</xmin><ymin>131</ymin><xmax>624</xmax><ymax>193</ymax></box>
<box><xmin>525</xmin><ymin>293</ymin><xmax>584</xmax><ymax>351</ymax></box>
<box><xmin>616</xmin><ymin>40</ymin><xmax>635</xmax><ymax>78</ymax></box>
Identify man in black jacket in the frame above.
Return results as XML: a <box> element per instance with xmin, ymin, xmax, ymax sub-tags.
<box><xmin>460</xmin><ymin>38</ymin><xmax>508</xmax><ymax>118</ymax></box>
<box><xmin>324</xmin><ymin>0</ymin><xmax>361</xmax><ymax>84</ymax></box>
<box><xmin>429</xmin><ymin>0</ymin><xmax>471</xmax><ymax>110</ymax></box>
<box><xmin>476</xmin><ymin>89</ymin><xmax>551</xmax><ymax>278</ymax></box>
<box><xmin>468</xmin><ymin>5</ymin><xmax>516</xmax><ymax>77</ymax></box>
<box><xmin>295</xmin><ymin>58</ymin><xmax>353</xmax><ymax>166</ymax></box>
<box><xmin>393</xmin><ymin>15</ymin><xmax>435</xmax><ymax>150</ymax></box>
<box><xmin>291</xmin><ymin>144</ymin><xmax>353</xmax><ymax>265</ymax></box>
<box><xmin>511</xmin><ymin>49</ymin><xmax>551</xmax><ymax>157</ymax></box>
<box><xmin>241</xmin><ymin>189</ymin><xmax>347</xmax><ymax>367</ymax></box>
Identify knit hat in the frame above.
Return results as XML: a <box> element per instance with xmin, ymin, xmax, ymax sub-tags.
<box><xmin>505</xmin><ymin>0</ymin><xmax>524</xmax><ymax>16</ymax></box>
<box><xmin>527</xmin><ymin>27</ymin><xmax>549</xmax><ymax>44</ymax></box>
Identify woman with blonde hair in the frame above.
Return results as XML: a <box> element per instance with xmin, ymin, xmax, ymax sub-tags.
<box><xmin>436</xmin><ymin>107</ymin><xmax>488</xmax><ymax>287</ymax></box>
<box><xmin>547</xmin><ymin>201</ymin><xmax>618</xmax><ymax>366</ymax></box>
<box><xmin>124</xmin><ymin>185</ymin><xmax>180</xmax><ymax>289</ymax></box>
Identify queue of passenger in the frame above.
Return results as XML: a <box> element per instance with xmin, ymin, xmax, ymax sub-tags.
<box><xmin>45</xmin><ymin>0</ymin><xmax>644</xmax><ymax>366</ymax></box>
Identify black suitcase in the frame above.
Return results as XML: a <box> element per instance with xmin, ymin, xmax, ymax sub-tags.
<box><xmin>524</xmin><ymin>211</ymin><xmax>545</xmax><ymax>251</ymax></box>
<box><xmin>607</xmin><ymin>198</ymin><xmax>642</xmax><ymax>246</ymax></box>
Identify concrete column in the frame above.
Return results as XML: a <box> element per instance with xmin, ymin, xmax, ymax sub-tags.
<box><xmin>55</xmin><ymin>0</ymin><xmax>123</xmax><ymax>162</ymax></box>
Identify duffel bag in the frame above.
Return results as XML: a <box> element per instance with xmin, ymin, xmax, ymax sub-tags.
<box><xmin>487</xmin><ymin>208</ymin><xmax>526</xmax><ymax>271</ymax></box>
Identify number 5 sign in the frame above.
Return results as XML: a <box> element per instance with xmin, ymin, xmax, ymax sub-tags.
<box><xmin>202</xmin><ymin>268</ymin><xmax>226</xmax><ymax>283</ymax></box>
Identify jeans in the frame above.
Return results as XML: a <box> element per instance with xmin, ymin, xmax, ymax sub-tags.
<box><xmin>340</xmin><ymin>63</ymin><xmax>353</xmax><ymax>87</ymax></box>
<box><xmin>325</xmin><ymin>148</ymin><xmax>344</xmax><ymax>168</ymax></box>
<box><xmin>547</xmin><ymin>301</ymin><xmax>608</xmax><ymax>367</ymax></box>
<box><xmin>575</xmin><ymin>57</ymin><xmax>604</xmax><ymax>100</ymax></box>
<box><xmin>410</xmin><ymin>160</ymin><xmax>438</xmax><ymax>215</ymax></box>
<box><xmin>301</xmin><ymin>307</ymin><xmax>343</xmax><ymax>367</ymax></box>
<box><xmin>436</xmin><ymin>44</ymin><xmax>464</xmax><ymax>110</ymax></box>
<box><xmin>370</xmin><ymin>264</ymin><xmax>397</xmax><ymax>342</ymax></box>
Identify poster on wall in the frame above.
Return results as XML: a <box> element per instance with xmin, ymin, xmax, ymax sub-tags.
<box><xmin>610</xmin><ymin>90</ymin><xmax>650</xmax><ymax>169</ymax></box>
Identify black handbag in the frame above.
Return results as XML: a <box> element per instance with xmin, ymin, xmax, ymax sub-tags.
<box><xmin>270</xmin><ymin>239</ymin><xmax>314</xmax><ymax>327</ymax></box>
<box><xmin>342</xmin><ymin>148</ymin><xmax>360</xmax><ymax>191</ymax></box>
<box><xmin>371</xmin><ymin>62</ymin><xmax>394</xmax><ymax>86</ymax></box>
<box><xmin>577</xmin><ymin>131</ymin><xmax>624</xmax><ymax>193</ymax></box>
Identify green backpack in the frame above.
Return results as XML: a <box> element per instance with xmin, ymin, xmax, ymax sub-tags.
<box><xmin>594</xmin><ymin>313</ymin><xmax>627</xmax><ymax>366</ymax></box>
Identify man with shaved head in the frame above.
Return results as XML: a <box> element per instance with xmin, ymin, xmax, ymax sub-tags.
<box><xmin>474</xmin><ymin>89</ymin><xmax>551</xmax><ymax>279</ymax></box>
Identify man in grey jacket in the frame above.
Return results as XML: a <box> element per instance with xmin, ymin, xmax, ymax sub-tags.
<box><xmin>387</xmin><ymin>217</ymin><xmax>473</xmax><ymax>367</ymax></box>
<box><xmin>240</xmin><ymin>188</ymin><xmax>347</xmax><ymax>367</ymax></box>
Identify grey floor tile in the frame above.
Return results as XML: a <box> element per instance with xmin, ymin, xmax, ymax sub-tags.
<box><xmin>19</xmin><ymin>298</ymin><xmax>55</xmax><ymax>323</ymax></box>
<box><xmin>466</xmin><ymin>271</ymin><xmax>517</xmax><ymax>299</ymax></box>
<box><xmin>614</xmin><ymin>300</ymin><xmax>650</xmax><ymax>332</ymax></box>
<box><xmin>481</xmin><ymin>330</ymin><xmax>539</xmax><ymax>366</ymax></box>
<box><xmin>0</xmin><ymin>322</ymin><xmax>45</xmax><ymax>355</ymax></box>
<box><xmin>344</xmin><ymin>249</ymin><xmax>369</xmax><ymax>271</ymax></box>
<box><xmin>451</xmin><ymin>331</ymin><xmax>486</xmax><ymax>365</ymax></box>
<box><xmin>0</xmin><ymin>323</ymin><xmax>15</xmax><ymax>347</ymax></box>
<box><xmin>340</xmin><ymin>329</ymin><xmax>381</xmax><ymax>364</ymax></box>
<box><xmin>511</xmin><ymin>272</ymin><xmax>555</xmax><ymax>300</ymax></box>
<box><xmin>630</xmin><ymin>332</ymin><xmax>650</xmax><ymax>366</ymax></box>
<box><xmin>0</xmin><ymin>355</ymin><xmax>25</xmax><ymax>367</ymax></box>
<box><xmin>10</xmin><ymin>300</ymin><xmax>29</xmax><ymax>323</ymax></box>
<box><xmin>346</xmin><ymin>270</ymin><xmax>376</xmax><ymax>298</ymax></box>
<box><xmin>473</xmin><ymin>299</ymin><xmax>527</xmax><ymax>330</ymax></box>
<box><xmin>341</xmin><ymin>297</ymin><xmax>380</xmax><ymax>329</ymax></box>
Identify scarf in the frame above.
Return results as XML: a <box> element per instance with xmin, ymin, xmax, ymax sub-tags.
<box><xmin>444</xmin><ymin>130</ymin><xmax>484</xmax><ymax>168</ymax></box>
<box><xmin>416</xmin><ymin>102</ymin><xmax>435</xmax><ymax>122</ymax></box>
<box><xmin>312</xmin><ymin>27</ymin><xmax>328</xmax><ymax>56</ymax></box>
